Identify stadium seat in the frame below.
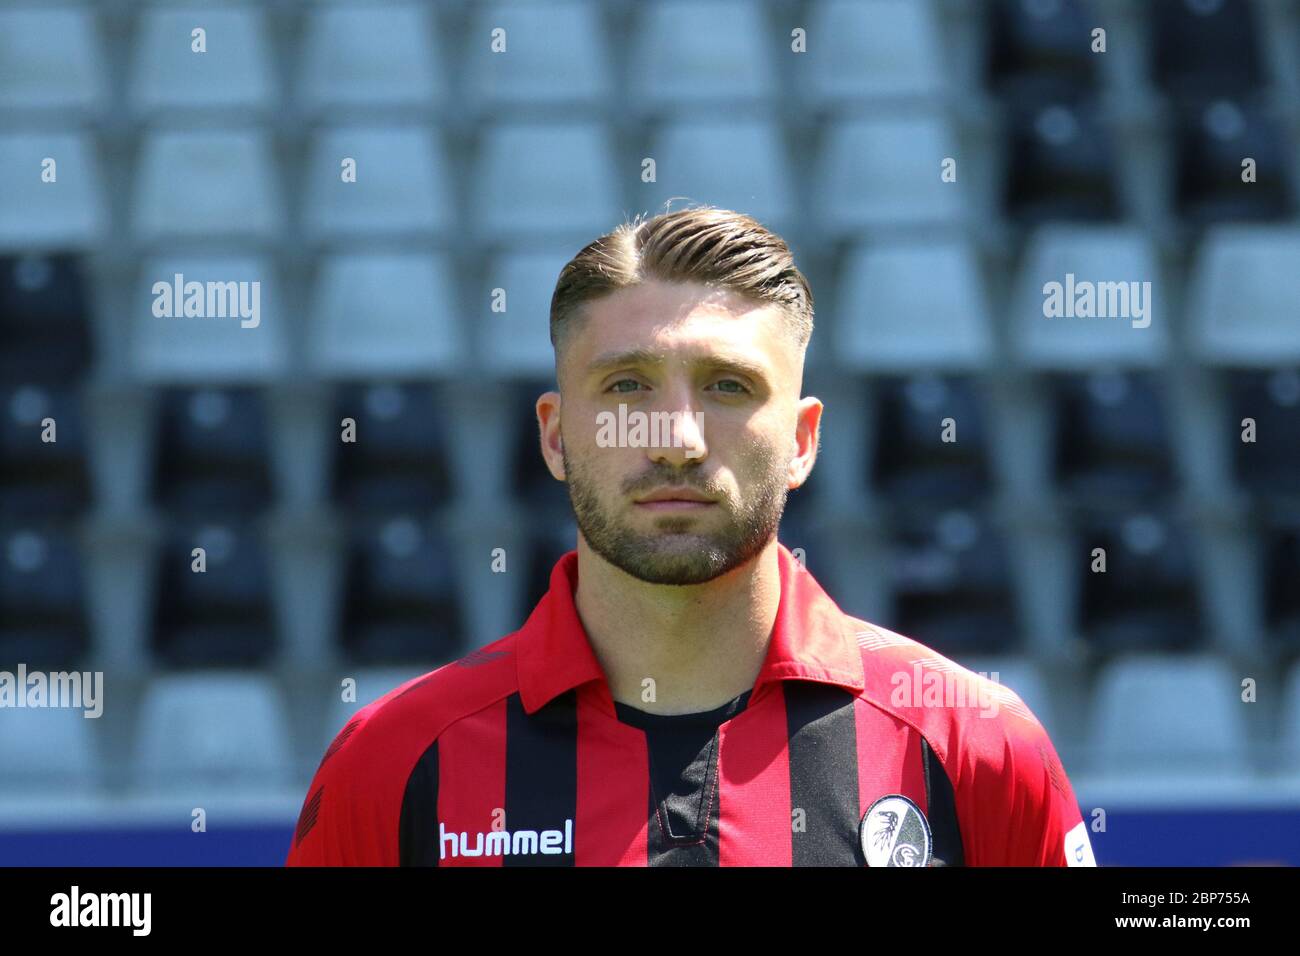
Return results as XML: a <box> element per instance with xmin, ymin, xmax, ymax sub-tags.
<box><xmin>0</xmin><ymin>8</ymin><xmax>105</xmax><ymax>115</ymax></box>
<box><xmin>151</xmin><ymin>519</ymin><xmax>277</xmax><ymax>668</ymax></box>
<box><xmin>320</xmin><ymin>666</ymin><xmax>431</xmax><ymax>757</ymax></box>
<box><xmin>1050</xmin><ymin>371</ymin><xmax>1175</xmax><ymax>501</ymax></box>
<box><xmin>298</xmin><ymin>3</ymin><xmax>444</xmax><ymax>112</ymax></box>
<box><xmin>1281</xmin><ymin>660</ymin><xmax>1300</xmax><ymax>772</ymax></box>
<box><xmin>1225</xmin><ymin>369</ymin><xmax>1300</xmax><ymax>498</ymax></box>
<box><xmin>629</xmin><ymin>0</ymin><xmax>775</xmax><ymax>110</ymax></box>
<box><xmin>1010</xmin><ymin>226</ymin><xmax>1169</xmax><ymax>369</ymax></box>
<box><xmin>132</xmin><ymin>673</ymin><xmax>294</xmax><ymax>792</ymax></box>
<box><xmin>307</xmin><ymin>253</ymin><xmax>464</xmax><ymax>378</ymax></box>
<box><xmin>0</xmin><ymin>703</ymin><xmax>100</xmax><ymax>794</ymax></box>
<box><xmin>0</xmin><ymin>133</ymin><xmax>106</xmax><ymax>250</ymax></box>
<box><xmin>522</xmin><ymin>512</ymin><xmax>579</xmax><ymax>613</ymax></box>
<box><xmin>645</xmin><ymin>119</ymin><xmax>796</xmax><ymax>233</ymax></box>
<box><xmin>1073</xmin><ymin>507</ymin><xmax>1203</xmax><ymax>654</ymax></box>
<box><xmin>151</xmin><ymin>386</ymin><xmax>273</xmax><ymax>516</ymax></box>
<box><xmin>1003</xmin><ymin>98</ymin><xmax>1120</xmax><ymax>225</ymax></box>
<box><xmin>1173</xmin><ymin>98</ymin><xmax>1293</xmax><ymax>225</ymax></box>
<box><xmin>304</xmin><ymin>126</ymin><xmax>455</xmax><ymax>242</ymax></box>
<box><xmin>1150</xmin><ymin>0</ymin><xmax>1264</xmax><ymax>99</ymax></box>
<box><xmin>834</xmin><ymin>239</ymin><xmax>994</xmax><ymax>372</ymax></box>
<box><xmin>132</xmin><ymin>129</ymin><xmax>284</xmax><ymax>243</ymax></box>
<box><xmin>509</xmin><ymin>378</ymin><xmax>570</xmax><ymax>513</ymax></box>
<box><xmin>0</xmin><ymin>254</ymin><xmax>94</xmax><ymax>382</ymax></box>
<box><xmin>985</xmin><ymin>0</ymin><xmax>1099</xmax><ymax>101</ymax></box>
<box><xmin>330</xmin><ymin>381</ymin><xmax>455</xmax><ymax>513</ymax></box>
<box><xmin>464</xmin><ymin>0</ymin><xmax>612</xmax><ymax>109</ymax></box>
<box><xmin>0</xmin><ymin>524</ymin><xmax>90</xmax><ymax>670</ymax></box>
<box><xmin>1262</xmin><ymin>516</ymin><xmax>1300</xmax><ymax>655</ymax></box>
<box><xmin>338</xmin><ymin>514</ymin><xmax>465</xmax><ymax>666</ymax></box>
<box><xmin>885</xmin><ymin>507</ymin><xmax>1019</xmax><ymax>657</ymax></box>
<box><xmin>473</xmin><ymin>121</ymin><xmax>621</xmax><ymax>243</ymax></box>
<box><xmin>955</xmin><ymin>654</ymin><xmax>1056</xmax><ymax>738</ymax></box>
<box><xmin>132</xmin><ymin>255</ymin><xmax>288</xmax><ymax>384</ymax></box>
<box><xmin>1088</xmin><ymin>655</ymin><xmax>1250</xmax><ymax>777</ymax></box>
<box><xmin>1187</xmin><ymin>226</ymin><xmax>1300</xmax><ymax>366</ymax></box>
<box><xmin>129</xmin><ymin>7</ymin><xmax>274</xmax><ymax>115</ymax></box>
<box><xmin>481</xmin><ymin>248</ymin><xmax>572</xmax><ymax>377</ymax></box>
<box><xmin>870</xmin><ymin>374</ymin><xmax>993</xmax><ymax>503</ymax></box>
<box><xmin>0</xmin><ymin>382</ymin><xmax>92</xmax><ymax>518</ymax></box>
<box><xmin>813</xmin><ymin>114</ymin><xmax>962</xmax><ymax>235</ymax></box>
<box><xmin>805</xmin><ymin>0</ymin><xmax>944</xmax><ymax>104</ymax></box>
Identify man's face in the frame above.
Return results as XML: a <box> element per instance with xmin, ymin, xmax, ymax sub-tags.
<box><xmin>537</xmin><ymin>280</ymin><xmax>821</xmax><ymax>586</ymax></box>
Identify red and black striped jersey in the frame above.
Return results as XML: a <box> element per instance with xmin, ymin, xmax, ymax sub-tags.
<box><xmin>285</xmin><ymin>542</ymin><xmax>1096</xmax><ymax>867</ymax></box>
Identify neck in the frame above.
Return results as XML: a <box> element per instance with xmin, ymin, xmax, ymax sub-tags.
<box><xmin>573</xmin><ymin>536</ymin><xmax>782</xmax><ymax>715</ymax></box>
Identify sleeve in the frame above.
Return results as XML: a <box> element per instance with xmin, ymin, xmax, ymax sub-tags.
<box><xmin>284</xmin><ymin>713</ymin><xmax>403</xmax><ymax>867</ymax></box>
<box><xmin>951</xmin><ymin>704</ymin><xmax>1097</xmax><ymax>867</ymax></box>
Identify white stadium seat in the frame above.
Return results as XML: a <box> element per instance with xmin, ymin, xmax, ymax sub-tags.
<box><xmin>132</xmin><ymin>129</ymin><xmax>284</xmax><ymax>243</ymax></box>
<box><xmin>0</xmin><ymin>8</ymin><xmax>106</xmax><ymax>114</ymax></box>
<box><xmin>132</xmin><ymin>672</ymin><xmax>294</xmax><ymax>793</ymax></box>
<box><xmin>298</xmin><ymin>3</ymin><xmax>444</xmax><ymax>111</ymax></box>
<box><xmin>308</xmin><ymin>252</ymin><xmax>464</xmax><ymax>378</ymax></box>
<box><xmin>835</xmin><ymin>238</ymin><xmax>994</xmax><ymax>372</ymax></box>
<box><xmin>129</xmin><ymin>7</ymin><xmax>275</xmax><ymax>114</ymax></box>
<box><xmin>0</xmin><ymin>133</ymin><xmax>106</xmax><ymax>250</ymax></box>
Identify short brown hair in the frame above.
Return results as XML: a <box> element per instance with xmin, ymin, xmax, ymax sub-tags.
<box><xmin>549</xmin><ymin>204</ymin><xmax>814</xmax><ymax>369</ymax></box>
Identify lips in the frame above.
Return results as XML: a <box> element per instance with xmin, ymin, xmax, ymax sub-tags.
<box><xmin>634</xmin><ymin>487</ymin><xmax>715</xmax><ymax>504</ymax></box>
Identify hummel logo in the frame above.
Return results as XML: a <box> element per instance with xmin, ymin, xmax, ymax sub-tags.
<box><xmin>439</xmin><ymin>819</ymin><xmax>574</xmax><ymax>860</ymax></box>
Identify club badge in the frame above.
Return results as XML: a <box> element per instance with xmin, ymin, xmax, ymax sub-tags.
<box><xmin>860</xmin><ymin>794</ymin><xmax>933</xmax><ymax>867</ymax></box>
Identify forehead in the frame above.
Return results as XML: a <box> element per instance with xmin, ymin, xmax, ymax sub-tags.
<box><xmin>573</xmin><ymin>280</ymin><xmax>788</xmax><ymax>361</ymax></box>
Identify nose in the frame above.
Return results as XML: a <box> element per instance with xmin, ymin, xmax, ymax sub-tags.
<box><xmin>645</xmin><ymin>400</ymin><xmax>707</xmax><ymax>467</ymax></box>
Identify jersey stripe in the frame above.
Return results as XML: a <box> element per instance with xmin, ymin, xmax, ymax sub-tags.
<box><xmin>717</xmin><ymin>688</ymin><xmax>792</xmax><ymax>866</ymax></box>
<box><xmin>921</xmin><ymin>736</ymin><xmax>965</xmax><ymax>866</ymax></box>
<box><xmin>436</xmin><ymin>696</ymin><xmax>508</xmax><ymax>866</ymax></box>
<box><xmin>504</xmin><ymin>690</ymin><xmax>578</xmax><ymax>867</ymax></box>
<box><xmin>575</xmin><ymin>690</ymin><xmax>649</xmax><ymax>866</ymax></box>
<box><xmin>786</xmin><ymin>683</ymin><xmax>862</xmax><ymax>865</ymax></box>
<box><xmin>398</xmin><ymin>741</ymin><xmax>439</xmax><ymax>866</ymax></box>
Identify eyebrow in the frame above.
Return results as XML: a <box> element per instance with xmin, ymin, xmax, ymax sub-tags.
<box><xmin>586</xmin><ymin>347</ymin><xmax>770</xmax><ymax>385</ymax></box>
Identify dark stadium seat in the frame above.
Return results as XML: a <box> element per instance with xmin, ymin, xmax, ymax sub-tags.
<box><xmin>338</xmin><ymin>513</ymin><xmax>464</xmax><ymax>666</ymax></box>
<box><xmin>0</xmin><ymin>253</ymin><xmax>93</xmax><ymax>382</ymax></box>
<box><xmin>1003</xmin><ymin>97</ymin><xmax>1120</xmax><ymax>224</ymax></box>
<box><xmin>0</xmin><ymin>524</ymin><xmax>89</xmax><ymax>670</ymax></box>
<box><xmin>886</xmin><ymin>507</ymin><xmax>1019</xmax><ymax>657</ymax></box>
<box><xmin>986</xmin><ymin>0</ymin><xmax>1100</xmax><ymax>101</ymax></box>
<box><xmin>1050</xmin><ymin>370</ymin><xmax>1175</xmax><ymax>501</ymax></box>
<box><xmin>0</xmin><ymin>382</ymin><xmax>91</xmax><ymax>518</ymax></box>
<box><xmin>1150</xmin><ymin>0</ymin><xmax>1264</xmax><ymax>99</ymax></box>
<box><xmin>1262</xmin><ymin>515</ymin><xmax>1300</xmax><ymax>656</ymax></box>
<box><xmin>510</xmin><ymin>379</ymin><xmax>569</xmax><ymax>512</ymax></box>
<box><xmin>871</xmin><ymin>374</ymin><xmax>993</xmax><ymax>504</ymax></box>
<box><xmin>1227</xmin><ymin>368</ymin><xmax>1300</xmax><ymax>499</ymax></box>
<box><xmin>331</xmin><ymin>381</ymin><xmax>454</xmax><ymax>513</ymax></box>
<box><xmin>152</xmin><ymin>386</ymin><xmax>273</xmax><ymax>516</ymax></box>
<box><xmin>523</xmin><ymin>514</ymin><xmax>579</xmax><ymax>614</ymax></box>
<box><xmin>151</xmin><ymin>519</ymin><xmax>276</xmax><ymax>668</ymax></box>
<box><xmin>1174</xmin><ymin>98</ymin><xmax>1293</xmax><ymax>225</ymax></box>
<box><xmin>1074</xmin><ymin>507</ymin><xmax>1203</xmax><ymax>654</ymax></box>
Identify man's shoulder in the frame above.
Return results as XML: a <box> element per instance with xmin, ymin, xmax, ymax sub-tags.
<box><xmin>845</xmin><ymin>617</ymin><xmax>1055</xmax><ymax>769</ymax></box>
<box><xmin>321</xmin><ymin>633</ymin><xmax>522</xmax><ymax>776</ymax></box>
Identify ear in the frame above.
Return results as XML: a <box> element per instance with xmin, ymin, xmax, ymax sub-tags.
<box><xmin>537</xmin><ymin>390</ymin><xmax>565</xmax><ymax>481</ymax></box>
<box><xmin>788</xmin><ymin>396</ymin><xmax>824</xmax><ymax>489</ymax></box>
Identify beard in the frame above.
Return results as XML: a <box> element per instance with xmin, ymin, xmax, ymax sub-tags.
<box><xmin>561</xmin><ymin>440</ymin><xmax>791</xmax><ymax>586</ymax></box>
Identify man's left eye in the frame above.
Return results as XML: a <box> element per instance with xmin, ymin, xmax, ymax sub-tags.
<box><xmin>710</xmin><ymin>379</ymin><xmax>749</xmax><ymax>394</ymax></box>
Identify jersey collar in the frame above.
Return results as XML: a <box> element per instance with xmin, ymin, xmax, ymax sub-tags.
<box><xmin>516</xmin><ymin>540</ymin><xmax>866</xmax><ymax>716</ymax></box>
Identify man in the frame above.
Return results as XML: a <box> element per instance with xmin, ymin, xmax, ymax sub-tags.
<box><xmin>286</xmin><ymin>205</ymin><xmax>1096</xmax><ymax>867</ymax></box>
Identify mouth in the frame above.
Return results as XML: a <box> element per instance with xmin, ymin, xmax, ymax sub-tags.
<box><xmin>633</xmin><ymin>487</ymin><xmax>718</xmax><ymax>511</ymax></box>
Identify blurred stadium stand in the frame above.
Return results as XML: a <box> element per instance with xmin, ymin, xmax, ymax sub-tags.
<box><xmin>0</xmin><ymin>0</ymin><xmax>1298</xmax><ymax>866</ymax></box>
